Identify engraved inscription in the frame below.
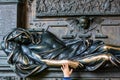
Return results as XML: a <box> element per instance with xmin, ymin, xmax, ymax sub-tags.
<box><xmin>36</xmin><ymin>0</ymin><xmax>120</xmax><ymax>17</ymax></box>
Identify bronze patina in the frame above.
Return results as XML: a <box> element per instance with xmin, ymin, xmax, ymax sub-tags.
<box><xmin>1</xmin><ymin>28</ymin><xmax>120</xmax><ymax>77</ymax></box>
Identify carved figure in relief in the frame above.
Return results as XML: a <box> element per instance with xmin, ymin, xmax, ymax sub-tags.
<box><xmin>35</xmin><ymin>0</ymin><xmax>120</xmax><ymax>16</ymax></box>
<box><xmin>50</xmin><ymin>0</ymin><xmax>61</xmax><ymax>13</ymax></box>
<box><xmin>101</xmin><ymin>0</ymin><xmax>113</xmax><ymax>12</ymax></box>
<box><xmin>36</xmin><ymin>0</ymin><xmax>47</xmax><ymax>12</ymax></box>
<box><xmin>61</xmin><ymin>0</ymin><xmax>74</xmax><ymax>12</ymax></box>
<box><xmin>1</xmin><ymin>28</ymin><xmax>120</xmax><ymax>78</ymax></box>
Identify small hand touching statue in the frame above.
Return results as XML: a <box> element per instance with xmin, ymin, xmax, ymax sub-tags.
<box><xmin>61</xmin><ymin>64</ymin><xmax>73</xmax><ymax>80</ymax></box>
<box><xmin>1</xmin><ymin>28</ymin><xmax>120</xmax><ymax>78</ymax></box>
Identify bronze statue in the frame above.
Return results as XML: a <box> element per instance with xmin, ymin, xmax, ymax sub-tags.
<box><xmin>1</xmin><ymin>28</ymin><xmax>120</xmax><ymax>78</ymax></box>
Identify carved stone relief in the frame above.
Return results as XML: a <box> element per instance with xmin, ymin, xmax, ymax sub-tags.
<box><xmin>36</xmin><ymin>0</ymin><xmax>120</xmax><ymax>17</ymax></box>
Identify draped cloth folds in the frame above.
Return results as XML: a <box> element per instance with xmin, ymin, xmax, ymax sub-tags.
<box><xmin>1</xmin><ymin>28</ymin><xmax>120</xmax><ymax>77</ymax></box>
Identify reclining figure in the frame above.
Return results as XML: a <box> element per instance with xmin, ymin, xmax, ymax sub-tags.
<box><xmin>1</xmin><ymin>28</ymin><xmax>120</xmax><ymax>77</ymax></box>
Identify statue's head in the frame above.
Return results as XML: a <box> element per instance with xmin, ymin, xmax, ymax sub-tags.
<box><xmin>78</xmin><ymin>16</ymin><xmax>90</xmax><ymax>29</ymax></box>
<box><xmin>5</xmin><ymin>28</ymin><xmax>32</xmax><ymax>44</ymax></box>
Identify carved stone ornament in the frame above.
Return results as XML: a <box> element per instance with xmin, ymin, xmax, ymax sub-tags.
<box><xmin>36</xmin><ymin>0</ymin><xmax>120</xmax><ymax>17</ymax></box>
<box><xmin>1</xmin><ymin>28</ymin><xmax>120</xmax><ymax>78</ymax></box>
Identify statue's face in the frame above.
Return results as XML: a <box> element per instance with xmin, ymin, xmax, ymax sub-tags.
<box><xmin>79</xmin><ymin>17</ymin><xmax>90</xmax><ymax>29</ymax></box>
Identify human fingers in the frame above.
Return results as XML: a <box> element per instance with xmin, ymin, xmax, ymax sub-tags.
<box><xmin>69</xmin><ymin>68</ymin><xmax>73</xmax><ymax>74</ymax></box>
<box><xmin>64</xmin><ymin>63</ymin><xmax>69</xmax><ymax>68</ymax></box>
<box><xmin>61</xmin><ymin>64</ymin><xmax>65</xmax><ymax>71</ymax></box>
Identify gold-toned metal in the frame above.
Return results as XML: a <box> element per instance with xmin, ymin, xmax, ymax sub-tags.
<box><xmin>41</xmin><ymin>59</ymin><xmax>82</xmax><ymax>69</ymax></box>
<box><xmin>103</xmin><ymin>45</ymin><xmax>120</xmax><ymax>50</ymax></box>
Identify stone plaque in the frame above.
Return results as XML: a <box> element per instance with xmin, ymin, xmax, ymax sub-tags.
<box><xmin>0</xmin><ymin>4</ymin><xmax>17</xmax><ymax>35</ymax></box>
<box><xmin>36</xmin><ymin>0</ymin><xmax>120</xmax><ymax>17</ymax></box>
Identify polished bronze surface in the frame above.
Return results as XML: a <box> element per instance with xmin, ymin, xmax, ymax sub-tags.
<box><xmin>1</xmin><ymin>28</ymin><xmax>120</xmax><ymax>78</ymax></box>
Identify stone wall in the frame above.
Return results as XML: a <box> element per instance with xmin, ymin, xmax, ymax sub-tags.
<box><xmin>0</xmin><ymin>0</ymin><xmax>21</xmax><ymax>80</ymax></box>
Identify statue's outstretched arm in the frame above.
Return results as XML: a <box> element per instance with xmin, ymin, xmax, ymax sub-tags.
<box><xmin>41</xmin><ymin>59</ymin><xmax>83</xmax><ymax>69</ymax></box>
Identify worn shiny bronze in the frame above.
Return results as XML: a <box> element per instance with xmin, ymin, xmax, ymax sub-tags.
<box><xmin>1</xmin><ymin>28</ymin><xmax>120</xmax><ymax>77</ymax></box>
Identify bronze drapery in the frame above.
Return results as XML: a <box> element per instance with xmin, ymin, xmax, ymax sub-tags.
<box><xmin>1</xmin><ymin>28</ymin><xmax>120</xmax><ymax>78</ymax></box>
